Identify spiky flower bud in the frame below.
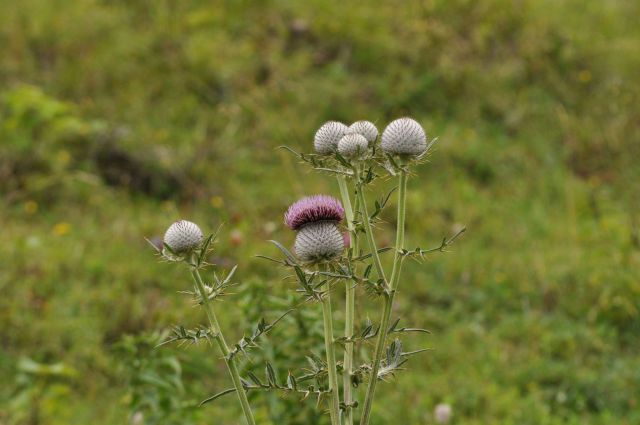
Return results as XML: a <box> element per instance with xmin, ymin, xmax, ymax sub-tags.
<box><xmin>284</xmin><ymin>195</ymin><xmax>344</xmax><ymax>230</ymax></box>
<box><xmin>294</xmin><ymin>221</ymin><xmax>344</xmax><ymax>263</ymax></box>
<box><xmin>338</xmin><ymin>133</ymin><xmax>369</xmax><ymax>160</ymax></box>
<box><xmin>381</xmin><ymin>117</ymin><xmax>426</xmax><ymax>156</ymax></box>
<box><xmin>285</xmin><ymin>195</ymin><xmax>345</xmax><ymax>263</ymax></box>
<box><xmin>347</xmin><ymin>120</ymin><xmax>378</xmax><ymax>143</ymax></box>
<box><xmin>314</xmin><ymin>121</ymin><xmax>348</xmax><ymax>154</ymax></box>
<box><xmin>163</xmin><ymin>220</ymin><xmax>203</xmax><ymax>253</ymax></box>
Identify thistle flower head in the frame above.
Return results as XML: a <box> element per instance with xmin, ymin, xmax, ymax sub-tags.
<box><xmin>163</xmin><ymin>220</ymin><xmax>203</xmax><ymax>253</ymax></box>
<box><xmin>314</xmin><ymin>121</ymin><xmax>348</xmax><ymax>154</ymax></box>
<box><xmin>347</xmin><ymin>120</ymin><xmax>378</xmax><ymax>143</ymax></box>
<box><xmin>284</xmin><ymin>195</ymin><xmax>344</xmax><ymax>230</ymax></box>
<box><xmin>294</xmin><ymin>221</ymin><xmax>344</xmax><ymax>263</ymax></box>
<box><xmin>381</xmin><ymin>117</ymin><xmax>427</xmax><ymax>156</ymax></box>
<box><xmin>338</xmin><ymin>133</ymin><xmax>369</xmax><ymax>160</ymax></box>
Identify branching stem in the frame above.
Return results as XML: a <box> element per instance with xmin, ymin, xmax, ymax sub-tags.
<box><xmin>359</xmin><ymin>168</ymin><xmax>408</xmax><ymax>425</ymax></box>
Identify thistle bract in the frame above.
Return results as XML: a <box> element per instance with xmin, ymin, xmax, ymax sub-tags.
<box><xmin>381</xmin><ymin>117</ymin><xmax>426</xmax><ymax>156</ymax></box>
<box><xmin>163</xmin><ymin>220</ymin><xmax>203</xmax><ymax>254</ymax></box>
<box><xmin>294</xmin><ymin>221</ymin><xmax>344</xmax><ymax>263</ymax></box>
<box><xmin>314</xmin><ymin>121</ymin><xmax>348</xmax><ymax>154</ymax></box>
<box><xmin>347</xmin><ymin>120</ymin><xmax>378</xmax><ymax>143</ymax></box>
<box><xmin>338</xmin><ymin>133</ymin><xmax>369</xmax><ymax>160</ymax></box>
<box><xmin>284</xmin><ymin>195</ymin><xmax>344</xmax><ymax>230</ymax></box>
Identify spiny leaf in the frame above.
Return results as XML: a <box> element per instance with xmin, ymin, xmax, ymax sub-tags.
<box><xmin>401</xmin><ymin>227</ymin><xmax>466</xmax><ymax>259</ymax></box>
<box><xmin>265</xmin><ymin>362</ymin><xmax>278</xmax><ymax>386</ymax></box>
<box><xmin>145</xmin><ymin>237</ymin><xmax>162</xmax><ymax>254</ymax></box>
<box><xmin>227</xmin><ymin>310</ymin><xmax>293</xmax><ymax>360</ymax></box>
<box><xmin>287</xmin><ymin>372</ymin><xmax>298</xmax><ymax>390</ymax></box>
<box><xmin>370</xmin><ymin>186</ymin><xmax>397</xmax><ymax>220</ymax></box>
<box><xmin>156</xmin><ymin>325</ymin><xmax>214</xmax><ymax>348</ymax></box>
<box><xmin>196</xmin><ymin>233</ymin><xmax>215</xmax><ymax>267</ymax></box>
<box><xmin>247</xmin><ymin>371</ymin><xmax>263</xmax><ymax>387</ymax></box>
<box><xmin>268</xmin><ymin>240</ymin><xmax>298</xmax><ymax>265</ymax></box>
<box><xmin>354</xmin><ymin>247</ymin><xmax>393</xmax><ymax>262</ymax></box>
<box><xmin>200</xmin><ymin>388</ymin><xmax>236</xmax><ymax>406</ymax></box>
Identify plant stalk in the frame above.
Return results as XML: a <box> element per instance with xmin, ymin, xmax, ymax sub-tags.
<box><xmin>337</xmin><ymin>175</ymin><xmax>358</xmax><ymax>425</ymax></box>
<box><xmin>191</xmin><ymin>268</ymin><xmax>256</xmax><ymax>425</ymax></box>
<box><xmin>354</xmin><ymin>168</ymin><xmax>387</xmax><ymax>283</ymax></box>
<box><xmin>359</xmin><ymin>168</ymin><xmax>408</xmax><ymax>425</ymax></box>
<box><xmin>321</xmin><ymin>286</ymin><xmax>342</xmax><ymax>425</ymax></box>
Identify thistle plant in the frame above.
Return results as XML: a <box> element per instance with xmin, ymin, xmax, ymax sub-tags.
<box><xmin>276</xmin><ymin>117</ymin><xmax>464</xmax><ymax>425</ymax></box>
<box><xmin>149</xmin><ymin>220</ymin><xmax>258</xmax><ymax>425</ymax></box>
<box><xmin>146</xmin><ymin>116</ymin><xmax>464</xmax><ymax>425</ymax></box>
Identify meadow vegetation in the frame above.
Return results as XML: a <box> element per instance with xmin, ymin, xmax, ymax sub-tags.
<box><xmin>1</xmin><ymin>1</ymin><xmax>639</xmax><ymax>424</ymax></box>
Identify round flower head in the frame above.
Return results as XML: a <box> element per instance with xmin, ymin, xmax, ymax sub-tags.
<box><xmin>284</xmin><ymin>195</ymin><xmax>344</xmax><ymax>230</ymax></box>
<box><xmin>338</xmin><ymin>133</ymin><xmax>369</xmax><ymax>160</ymax></box>
<box><xmin>381</xmin><ymin>117</ymin><xmax>427</xmax><ymax>156</ymax></box>
<box><xmin>163</xmin><ymin>220</ymin><xmax>203</xmax><ymax>253</ymax></box>
<box><xmin>314</xmin><ymin>121</ymin><xmax>348</xmax><ymax>154</ymax></box>
<box><xmin>347</xmin><ymin>120</ymin><xmax>378</xmax><ymax>143</ymax></box>
<box><xmin>294</xmin><ymin>221</ymin><xmax>344</xmax><ymax>263</ymax></box>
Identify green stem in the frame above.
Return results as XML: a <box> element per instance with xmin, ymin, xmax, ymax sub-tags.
<box><xmin>337</xmin><ymin>175</ymin><xmax>357</xmax><ymax>425</ymax></box>
<box><xmin>191</xmin><ymin>268</ymin><xmax>256</xmax><ymax>425</ymax></box>
<box><xmin>354</xmin><ymin>168</ymin><xmax>387</xmax><ymax>283</ymax></box>
<box><xmin>359</xmin><ymin>169</ymin><xmax>408</xmax><ymax>425</ymax></box>
<box><xmin>321</xmin><ymin>287</ymin><xmax>342</xmax><ymax>425</ymax></box>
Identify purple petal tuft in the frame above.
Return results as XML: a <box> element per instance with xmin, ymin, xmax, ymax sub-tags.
<box><xmin>284</xmin><ymin>195</ymin><xmax>345</xmax><ymax>230</ymax></box>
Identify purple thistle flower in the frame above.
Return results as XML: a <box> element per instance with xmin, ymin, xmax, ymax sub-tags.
<box><xmin>284</xmin><ymin>195</ymin><xmax>344</xmax><ymax>230</ymax></box>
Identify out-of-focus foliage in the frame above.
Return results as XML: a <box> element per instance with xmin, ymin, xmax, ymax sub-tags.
<box><xmin>1</xmin><ymin>0</ymin><xmax>638</xmax><ymax>424</ymax></box>
<box><xmin>114</xmin><ymin>333</ymin><xmax>196</xmax><ymax>425</ymax></box>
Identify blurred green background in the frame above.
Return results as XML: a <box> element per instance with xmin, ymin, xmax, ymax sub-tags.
<box><xmin>1</xmin><ymin>0</ymin><xmax>639</xmax><ymax>424</ymax></box>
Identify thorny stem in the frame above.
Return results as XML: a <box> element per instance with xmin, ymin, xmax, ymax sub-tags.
<box><xmin>191</xmin><ymin>267</ymin><xmax>256</xmax><ymax>425</ymax></box>
<box><xmin>354</xmin><ymin>167</ymin><xmax>387</xmax><ymax>283</ymax></box>
<box><xmin>359</xmin><ymin>168</ymin><xmax>408</xmax><ymax>425</ymax></box>
<box><xmin>321</xmin><ymin>278</ymin><xmax>342</xmax><ymax>425</ymax></box>
<box><xmin>337</xmin><ymin>175</ymin><xmax>357</xmax><ymax>425</ymax></box>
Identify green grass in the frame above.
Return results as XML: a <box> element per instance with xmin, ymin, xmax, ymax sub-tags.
<box><xmin>1</xmin><ymin>0</ymin><xmax>639</xmax><ymax>424</ymax></box>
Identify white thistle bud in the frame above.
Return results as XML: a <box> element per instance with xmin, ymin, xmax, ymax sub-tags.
<box><xmin>314</xmin><ymin>121</ymin><xmax>348</xmax><ymax>154</ymax></box>
<box><xmin>338</xmin><ymin>133</ymin><xmax>369</xmax><ymax>160</ymax></box>
<box><xmin>347</xmin><ymin>120</ymin><xmax>378</xmax><ymax>143</ymax></box>
<box><xmin>381</xmin><ymin>117</ymin><xmax>426</xmax><ymax>156</ymax></box>
<box><xmin>294</xmin><ymin>221</ymin><xmax>344</xmax><ymax>263</ymax></box>
<box><xmin>163</xmin><ymin>220</ymin><xmax>203</xmax><ymax>253</ymax></box>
